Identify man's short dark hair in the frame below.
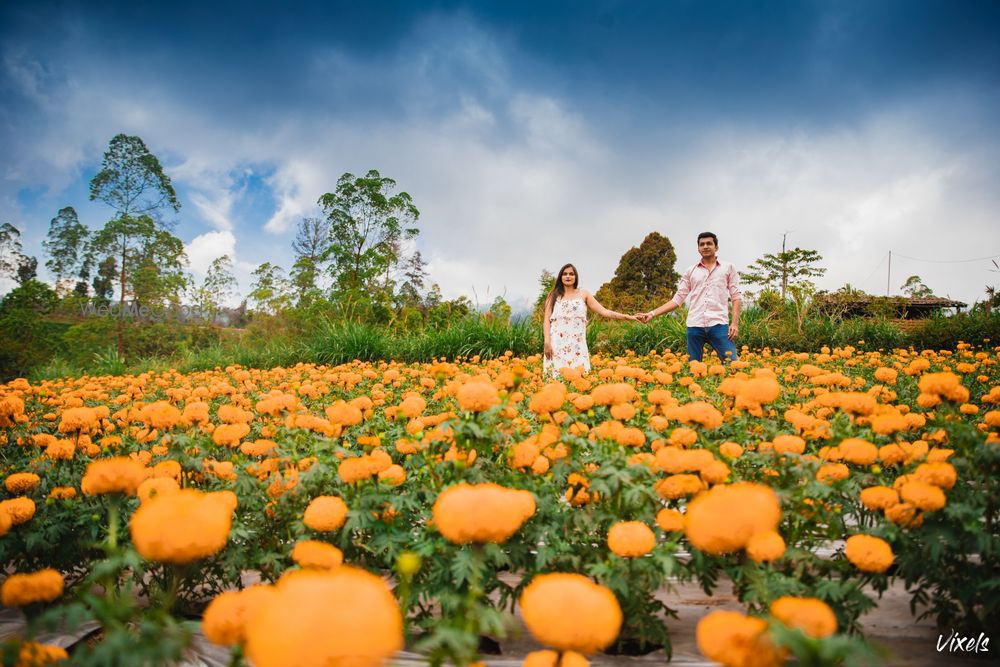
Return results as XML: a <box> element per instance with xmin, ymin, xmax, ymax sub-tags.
<box><xmin>697</xmin><ymin>231</ymin><xmax>718</xmax><ymax>246</ymax></box>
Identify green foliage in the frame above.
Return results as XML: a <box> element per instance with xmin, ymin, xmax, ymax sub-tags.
<box><xmin>900</xmin><ymin>275</ymin><xmax>933</xmax><ymax>298</ymax></box>
<box><xmin>89</xmin><ymin>134</ymin><xmax>180</xmax><ymax>219</ymax></box>
<box><xmin>0</xmin><ymin>280</ymin><xmax>62</xmax><ymax>380</ymax></box>
<box><xmin>44</xmin><ymin>206</ymin><xmax>91</xmax><ymax>287</ymax></box>
<box><xmin>595</xmin><ymin>232</ymin><xmax>680</xmax><ymax>312</ymax></box>
<box><xmin>741</xmin><ymin>246</ymin><xmax>826</xmax><ymax>300</ymax></box>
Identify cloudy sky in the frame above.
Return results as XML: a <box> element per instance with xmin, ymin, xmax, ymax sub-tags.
<box><xmin>2</xmin><ymin>0</ymin><xmax>999</xmax><ymax>310</ymax></box>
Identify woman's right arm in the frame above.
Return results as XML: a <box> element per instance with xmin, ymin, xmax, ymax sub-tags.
<box><xmin>543</xmin><ymin>299</ymin><xmax>553</xmax><ymax>359</ymax></box>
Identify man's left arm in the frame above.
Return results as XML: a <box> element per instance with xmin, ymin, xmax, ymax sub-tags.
<box><xmin>727</xmin><ymin>263</ymin><xmax>742</xmax><ymax>341</ymax></box>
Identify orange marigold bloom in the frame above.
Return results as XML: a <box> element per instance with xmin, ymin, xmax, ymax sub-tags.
<box><xmin>656</xmin><ymin>508</ymin><xmax>684</xmax><ymax>532</ymax></box>
<box><xmin>696</xmin><ymin>610</ymin><xmax>782</xmax><ymax>667</ymax></box>
<box><xmin>326</xmin><ymin>401</ymin><xmax>364</xmax><ymax>426</ymax></box>
<box><xmin>457</xmin><ymin>382</ymin><xmax>501</xmax><ymax>412</ymax></box>
<box><xmin>615</xmin><ymin>427</ymin><xmax>645</xmax><ymax>447</ymax></box>
<box><xmin>844</xmin><ymin>534</ymin><xmax>894</xmax><ymax>573</ymax></box>
<box><xmin>529</xmin><ymin>382</ymin><xmax>568</xmax><ymax>414</ymax></box>
<box><xmin>770</xmin><ymin>596</ymin><xmax>837</xmax><ymax>639</ymax></box>
<box><xmin>377</xmin><ymin>464</ymin><xmax>406</xmax><ymax>486</ymax></box>
<box><xmin>668</xmin><ymin>427</ymin><xmax>698</xmax><ymax>447</ymax></box>
<box><xmin>14</xmin><ymin>641</ymin><xmax>68</xmax><ymax>666</ymax></box>
<box><xmin>398</xmin><ymin>394</ymin><xmax>427</xmax><ymax>419</ymax></box>
<box><xmin>878</xmin><ymin>443</ymin><xmax>907</xmax><ymax>466</ymax></box>
<box><xmin>519</xmin><ymin>574</ymin><xmax>622</xmax><ymax>654</ymax></box>
<box><xmin>140</xmin><ymin>401</ymin><xmax>182</xmax><ymax>429</ymax></box>
<box><xmin>609</xmin><ymin>402</ymin><xmax>636</xmax><ymax>421</ymax></box>
<box><xmin>303</xmin><ymin>496</ymin><xmax>349</xmax><ymax>532</ymax></box>
<box><xmin>137</xmin><ymin>476</ymin><xmax>180</xmax><ymax>504</ymax></box>
<box><xmin>918</xmin><ymin>372</ymin><xmax>969</xmax><ymax>403</ymax></box>
<box><xmin>244</xmin><ymin>567</ymin><xmax>402</xmax><ymax>667</ymax></box>
<box><xmin>44</xmin><ymin>439</ymin><xmax>75</xmax><ymax>461</ymax></box>
<box><xmin>839</xmin><ymin>438</ymin><xmax>878</xmax><ymax>465</ymax></box>
<box><xmin>699</xmin><ymin>460</ymin><xmax>730</xmax><ymax>485</ymax></box>
<box><xmin>81</xmin><ymin>457</ymin><xmax>148</xmax><ymax>496</ymax></box>
<box><xmin>432</xmin><ymin>483</ymin><xmax>535</xmax><ymax>544</ymax></box>
<box><xmin>130</xmin><ymin>489</ymin><xmax>236</xmax><ymax>564</ymax></box>
<box><xmin>655</xmin><ymin>474</ymin><xmax>705</xmax><ymax>499</ymax></box>
<box><xmin>5</xmin><ymin>472</ymin><xmax>40</xmax><ymax>494</ymax></box>
<box><xmin>860</xmin><ymin>486</ymin><xmax>899</xmax><ymax>511</ymax></box>
<box><xmin>816</xmin><ymin>463</ymin><xmax>850</xmax><ymax>484</ymax></box>
<box><xmin>203</xmin><ymin>585</ymin><xmax>278</xmax><ymax>647</ymax></box>
<box><xmin>985</xmin><ymin>410</ymin><xmax>1000</xmax><ymax>427</ymax></box>
<box><xmin>48</xmin><ymin>486</ymin><xmax>77</xmax><ymax>500</ymax></box>
<box><xmin>684</xmin><ymin>483</ymin><xmax>780</xmax><ymax>555</ymax></box>
<box><xmin>746</xmin><ymin>530</ymin><xmax>785</xmax><ymax>563</ymax></box>
<box><xmin>885</xmin><ymin>502</ymin><xmax>923</xmax><ymax>528</ymax></box>
<box><xmin>607</xmin><ymin>521</ymin><xmax>656</xmax><ymax>558</ymax></box>
<box><xmin>899</xmin><ymin>480</ymin><xmax>946</xmax><ymax>512</ymax></box>
<box><xmin>913</xmin><ymin>462</ymin><xmax>957</xmax><ymax>490</ymax></box>
<box><xmin>718</xmin><ymin>441</ymin><xmax>744</xmax><ymax>459</ymax></box>
<box><xmin>0</xmin><ymin>568</ymin><xmax>64</xmax><ymax>606</ymax></box>
<box><xmin>58</xmin><ymin>406</ymin><xmax>98</xmax><ymax>433</ymax></box>
<box><xmin>772</xmin><ymin>434</ymin><xmax>805</xmax><ymax>455</ymax></box>
<box><xmin>0</xmin><ymin>497</ymin><xmax>36</xmax><ymax>525</ymax></box>
<box><xmin>212</xmin><ymin>423</ymin><xmax>251</xmax><ymax>447</ymax></box>
<box><xmin>292</xmin><ymin>540</ymin><xmax>344</xmax><ymax>569</ymax></box>
<box><xmin>218</xmin><ymin>404</ymin><xmax>254</xmax><ymax>424</ymax></box>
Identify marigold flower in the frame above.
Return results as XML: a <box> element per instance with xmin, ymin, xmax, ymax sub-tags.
<box><xmin>203</xmin><ymin>585</ymin><xmax>279</xmax><ymax>647</ymax></box>
<box><xmin>844</xmin><ymin>534</ymin><xmax>894</xmax><ymax>573</ymax></box>
<box><xmin>303</xmin><ymin>496</ymin><xmax>349</xmax><ymax>532</ymax></box>
<box><xmin>13</xmin><ymin>641</ymin><xmax>68</xmax><ymax>666</ymax></box>
<box><xmin>137</xmin><ymin>476</ymin><xmax>180</xmax><ymax>504</ymax></box>
<box><xmin>607</xmin><ymin>521</ymin><xmax>655</xmax><ymax>558</ymax></box>
<box><xmin>696</xmin><ymin>610</ymin><xmax>782</xmax><ymax>667</ymax></box>
<box><xmin>772</xmin><ymin>434</ymin><xmax>805</xmax><ymax>455</ymax></box>
<box><xmin>885</xmin><ymin>502</ymin><xmax>923</xmax><ymax>528</ymax></box>
<box><xmin>816</xmin><ymin>463</ymin><xmax>850</xmax><ymax>484</ymax></box>
<box><xmin>746</xmin><ymin>530</ymin><xmax>785</xmax><ymax>563</ymax></box>
<box><xmin>432</xmin><ymin>483</ymin><xmax>535</xmax><ymax>544</ymax></box>
<box><xmin>529</xmin><ymin>382</ymin><xmax>567</xmax><ymax>414</ymax></box>
<box><xmin>326</xmin><ymin>401</ymin><xmax>364</xmax><ymax>426</ymax></box>
<box><xmin>860</xmin><ymin>486</ymin><xmax>899</xmax><ymax>511</ymax></box>
<box><xmin>457</xmin><ymin>382</ymin><xmax>501</xmax><ymax>412</ymax></box>
<box><xmin>918</xmin><ymin>372</ymin><xmax>969</xmax><ymax>403</ymax></box>
<box><xmin>718</xmin><ymin>441</ymin><xmax>744</xmax><ymax>459</ymax></box>
<box><xmin>655</xmin><ymin>474</ymin><xmax>705</xmax><ymax>499</ymax></box>
<box><xmin>212</xmin><ymin>422</ymin><xmax>251</xmax><ymax>447</ymax></box>
<box><xmin>899</xmin><ymin>480</ymin><xmax>946</xmax><ymax>512</ymax></box>
<box><xmin>839</xmin><ymin>438</ymin><xmax>878</xmax><ymax>465</ymax></box>
<box><xmin>5</xmin><ymin>472</ymin><xmax>40</xmax><ymax>494</ymax></box>
<box><xmin>913</xmin><ymin>462</ymin><xmax>957</xmax><ymax>490</ymax></box>
<box><xmin>770</xmin><ymin>596</ymin><xmax>837</xmax><ymax>639</ymax></box>
<box><xmin>684</xmin><ymin>483</ymin><xmax>780</xmax><ymax>555</ymax></box>
<box><xmin>48</xmin><ymin>486</ymin><xmax>77</xmax><ymax>500</ymax></box>
<box><xmin>699</xmin><ymin>460</ymin><xmax>730</xmax><ymax>485</ymax></box>
<box><xmin>398</xmin><ymin>394</ymin><xmax>426</xmax><ymax>419</ymax></box>
<box><xmin>656</xmin><ymin>508</ymin><xmax>684</xmax><ymax>532</ymax></box>
<box><xmin>292</xmin><ymin>540</ymin><xmax>344</xmax><ymax>569</ymax></box>
<box><xmin>878</xmin><ymin>444</ymin><xmax>907</xmax><ymax>466</ymax></box>
<box><xmin>0</xmin><ymin>497</ymin><xmax>37</xmax><ymax>525</ymax></box>
<box><xmin>377</xmin><ymin>464</ymin><xmax>406</xmax><ymax>486</ymax></box>
<box><xmin>519</xmin><ymin>574</ymin><xmax>622</xmax><ymax>654</ymax></box>
<box><xmin>130</xmin><ymin>489</ymin><xmax>236</xmax><ymax>564</ymax></box>
<box><xmin>1</xmin><ymin>568</ymin><xmax>64</xmax><ymax>606</ymax></box>
<box><xmin>140</xmin><ymin>401</ymin><xmax>182</xmax><ymax>429</ymax></box>
<box><xmin>58</xmin><ymin>406</ymin><xmax>98</xmax><ymax>433</ymax></box>
<box><xmin>244</xmin><ymin>567</ymin><xmax>402</xmax><ymax>667</ymax></box>
<box><xmin>218</xmin><ymin>403</ymin><xmax>254</xmax><ymax>424</ymax></box>
<box><xmin>45</xmin><ymin>439</ymin><xmax>75</xmax><ymax>460</ymax></box>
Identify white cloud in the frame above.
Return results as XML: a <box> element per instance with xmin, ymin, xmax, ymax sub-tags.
<box><xmin>185</xmin><ymin>230</ymin><xmax>236</xmax><ymax>277</ymax></box>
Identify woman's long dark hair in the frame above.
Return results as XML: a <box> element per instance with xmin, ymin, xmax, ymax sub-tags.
<box><xmin>545</xmin><ymin>263</ymin><xmax>579</xmax><ymax>314</ymax></box>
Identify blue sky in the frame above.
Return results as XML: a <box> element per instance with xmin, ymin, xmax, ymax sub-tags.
<box><xmin>2</xmin><ymin>0</ymin><xmax>999</xmax><ymax>309</ymax></box>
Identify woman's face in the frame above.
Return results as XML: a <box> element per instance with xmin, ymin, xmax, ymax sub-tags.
<box><xmin>561</xmin><ymin>267</ymin><xmax>576</xmax><ymax>286</ymax></box>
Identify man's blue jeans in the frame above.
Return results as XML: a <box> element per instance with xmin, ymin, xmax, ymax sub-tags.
<box><xmin>687</xmin><ymin>324</ymin><xmax>738</xmax><ymax>362</ymax></box>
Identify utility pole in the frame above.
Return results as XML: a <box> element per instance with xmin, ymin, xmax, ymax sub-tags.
<box><xmin>886</xmin><ymin>250</ymin><xmax>891</xmax><ymax>296</ymax></box>
<box><xmin>781</xmin><ymin>231</ymin><xmax>790</xmax><ymax>300</ymax></box>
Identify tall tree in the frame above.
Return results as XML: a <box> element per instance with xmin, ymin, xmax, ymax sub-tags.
<box><xmin>249</xmin><ymin>262</ymin><xmax>292</xmax><ymax>315</ymax></box>
<box><xmin>89</xmin><ymin>134</ymin><xmax>180</xmax><ymax>223</ymax></box>
<box><xmin>318</xmin><ymin>170</ymin><xmax>419</xmax><ymax>315</ymax></box>
<box><xmin>194</xmin><ymin>255</ymin><xmax>238</xmax><ymax>319</ymax></box>
<box><xmin>88</xmin><ymin>134</ymin><xmax>183</xmax><ymax>356</ymax></box>
<box><xmin>0</xmin><ymin>223</ymin><xmax>26</xmax><ymax>284</ymax></box>
<box><xmin>595</xmin><ymin>232</ymin><xmax>680</xmax><ymax>312</ymax></box>
<box><xmin>44</xmin><ymin>207</ymin><xmax>91</xmax><ymax>290</ymax></box>
<box><xmin>291</xmin><ymin>216</ymin><xmax>331</xmax><ymax>296</ymax></box>
<box><xmin>16</xmin><ymin>256</ymin><xmax>37</xmax><ymax>285</ymax></box>
<box><xmin>901</xmin><ymin>275</ymin><xmax>933</xmax><ymax>298</ymax></box>
<box><xmin>740</xmin><ymin>241</ymin><xmax>826</xmax><ymax>300</ymax></box>
<box><xmin>92</xmin><ymin>257</ymin><xmax>116</xmax><ymax>305</ymax></box>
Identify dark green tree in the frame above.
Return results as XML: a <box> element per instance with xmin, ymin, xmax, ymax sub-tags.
<box><xmin>595</xmin><ymin>232</ymin><xmax>680</xmax><ymax>312</ymax></box>
<box><xmin>249</xmin><ymin>262</ymin><xmax>292</xmax><ymax>315</ymax></box>
<box><xmin>291</xmin><ymin>216</ymin><xmax>331</xmax><ymax>302</ymax></box>
<box><xmin>44</xmin><ymin>206</ymin><xmax>91</xmax><ymax>292</ymax></box>
<box><xmin>740</xmin><ymin>245</ymin><xmax>826</xmax><ymax>300</ymax></box>
<box><xmin>0</xmin><ymin>280</ymin><xmax>60</xmax><ymax>379</ymax></box>
<box><xmin>16</xmin><ymin>256</ymin><xmax>37</xmax><ymax>285</ymax></box>
<box><xmin>88</xmin><ymin>134</ymin><xmax>183</xmax><ymax>356</ymax></box>
<box><xmin>92</xmin><ymin>257</ymin><xmax>116</xmax><ymax>305</ymax></box>
<box><xmin>318</xmin><ymin>170</ymin><xmax>419</xmax><ymax>318</ymax></box>
<box><xmin>901</xmin><ymin>275</ymin><xmax>933</xmax><ymax>298</ymax></box>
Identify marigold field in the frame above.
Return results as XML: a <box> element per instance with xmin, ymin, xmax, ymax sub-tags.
<box><xmin>1</xmin><ymin>342</ymin><xmax>999</xmax><ymax>667</ymax></box>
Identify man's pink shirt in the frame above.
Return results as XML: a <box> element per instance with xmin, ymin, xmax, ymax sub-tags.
<box><xmin>669</xmin><ymin>258</ymin><xmax>742</xmax><ymax>327</ymax></box>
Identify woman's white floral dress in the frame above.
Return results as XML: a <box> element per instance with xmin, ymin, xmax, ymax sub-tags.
<box><xmin>544</xmin><ymin>297</ymin><xmax>590</xmax><ymax>378</ymax></box>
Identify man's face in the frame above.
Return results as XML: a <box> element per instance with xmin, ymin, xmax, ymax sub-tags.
<box><xmin>698</xmin><ymin>237</ymin><xmax>717</xmax><ymax>258</ymax></box>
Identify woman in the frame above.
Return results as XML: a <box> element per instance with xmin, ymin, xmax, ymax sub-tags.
<box><xmin>543</xmin><ymin>263</ymin><xmax>637</xmax><ymax>378</ymax></box>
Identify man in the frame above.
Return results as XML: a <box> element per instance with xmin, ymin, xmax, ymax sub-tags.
<box><xmin>638</xmin><ymin>232</ymin><xmax>742</xmax><ymax>362</ymax></box>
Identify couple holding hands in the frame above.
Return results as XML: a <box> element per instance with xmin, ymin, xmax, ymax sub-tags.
<box><xmin>542</xmin><ymin>232</ymin><xmax>743</xmax><ymax>379</ymax></box>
